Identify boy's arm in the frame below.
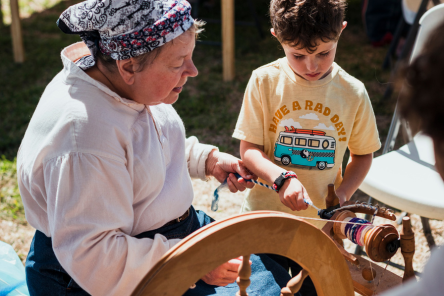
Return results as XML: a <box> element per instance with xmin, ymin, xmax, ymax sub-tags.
<box><xmin>240</xmin><ymin>140</ymin><xmax>311</xmax><ymax>211</ymax></box>
<box><xmin>335</xmin><ymin>152</ymin><xmax>373</xmax><ymax>205</ymax></box>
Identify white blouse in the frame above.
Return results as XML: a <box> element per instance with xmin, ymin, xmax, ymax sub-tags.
<box><xmin>17</xmin><ymin>42</ymin><xmax>217</xmax><ymax>296</ymax></box>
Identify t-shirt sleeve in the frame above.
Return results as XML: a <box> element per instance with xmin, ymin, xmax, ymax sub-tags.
<box><xmin>348</xmin><ymin>88</ymin><xmax>382</xmax><ymax>155</ymax></box>
<box><xmin>232</xmin><ymin>71</ymin><xmax>265</xmax><ymax>145</ymax></box>
<box><xmin>185</xmin><ymin>136</ymin><xmax>218</xmax><ymax>180</ymax></box>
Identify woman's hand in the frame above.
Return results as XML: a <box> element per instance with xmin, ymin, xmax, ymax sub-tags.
<box><xmin>205</xmin><ymin>150</ymin><xmax>256</xmax><ymax>193</ymax></box>
<box><xmin>201</xmin><ymin>256</ymin><xmax>252</xmax><ymax>286</ymax></box>
<box><xmin>279</xmin><ymin>178</ymin><xmax>311</xmax><ymax>211</ymax></box>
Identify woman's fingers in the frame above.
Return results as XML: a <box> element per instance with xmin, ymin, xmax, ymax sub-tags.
<box><xmin>202</xmin><ymin>258</ymin><xmax>244</xmax><ymax>286</ymax></box>
<box><xmin>201</xmin><ymin>256</ymin><xmax>253</xmax><ymax>285</ymax></box>
<box><xmin>227</xmin><ymin>173</ymin><xmax>247</xmax><ymax>193</ymax></box>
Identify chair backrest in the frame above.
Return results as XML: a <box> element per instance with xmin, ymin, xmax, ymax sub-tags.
<box><xmin>410</xmin><ymin>3</ymin><xmax>444</xmax><ymax>61</ymax></box>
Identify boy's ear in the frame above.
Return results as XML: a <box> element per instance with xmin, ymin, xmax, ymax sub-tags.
<box><xmin>270</xmin><ymin>28</ymin><xmax>277</xmax><ymax>37</ymax></box>
<box><xmin>341</xmin><ymin>21</ymin><xmax>347</xmax><ymax>31</ymax></box>
<box><xmin>116</xmin><ymin>58</ymin><xmax>136</xmax><ymax>85</ymax></box>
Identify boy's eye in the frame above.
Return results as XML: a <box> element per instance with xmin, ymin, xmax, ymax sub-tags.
<box><xmin>319</xmin><ymin>52</ymin><xmax>330</xmax><ymax>57</ymax></box>
<box><xmin>294</xmin><ymin>55</ymin><xmax>304</xmax><ymax>60</ymax></box>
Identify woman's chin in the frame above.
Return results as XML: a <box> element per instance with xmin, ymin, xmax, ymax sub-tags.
<box><xmin>163</xmin><ymin>93</ymin><xmax>180</xmax><ymax>105</ymax></box>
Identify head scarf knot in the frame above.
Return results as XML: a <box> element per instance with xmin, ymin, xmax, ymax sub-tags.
<box><xmin>57</xmin><ymin>0</ymin><xmax>194</xmax><ymax>70</ymax></box>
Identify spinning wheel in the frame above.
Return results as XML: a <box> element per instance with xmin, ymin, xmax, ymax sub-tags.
<box><xmin>131</xmin><ymin>211</ymin><xmax>355</xmax><ymax>296</ymax></box>
<box><xmin>131</xmin><ymin>186</ymin><xmax>415</xmax><ymax>296</ymax></box>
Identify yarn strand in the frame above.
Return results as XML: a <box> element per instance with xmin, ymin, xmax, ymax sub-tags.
<box><xmin>212</xmin><ymin>173</ymin><xmax>320</xmax><ymax>213</ymax></box>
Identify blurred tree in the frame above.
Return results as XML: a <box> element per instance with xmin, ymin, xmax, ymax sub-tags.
<box><xmin>0</xmin><ymin>0</ymin><xmax>4</xmax><ymax>28</ymax></box>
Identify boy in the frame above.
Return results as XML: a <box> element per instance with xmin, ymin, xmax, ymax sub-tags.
<box><xmin>233</xmin><ymin>0</ymin><xmax>381</xmax><ymax>227</ymax></box>
<box><xmin>233</xmin><ymin>1</ymin><xmax>381</xmax><ymax>294</ymax></box>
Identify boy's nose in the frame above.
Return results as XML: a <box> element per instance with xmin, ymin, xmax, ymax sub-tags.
<box><xmin>306</xmin><ymin>59</ymin><xmax>318</xmax><ymax>72</ymax></box>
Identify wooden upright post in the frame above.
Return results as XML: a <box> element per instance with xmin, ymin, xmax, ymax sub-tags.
<box><xmin>10</xmin><ymin>0</ymin><xmax>25</xmax><ymax>63</ymax></box>
<box><xmin>221</xmin><ymin>0</ymin><xmax>234</xmax><ymax>81</ymax></box>
<box><xmin>400</xmin><ymin>216</ymin><xmax>416</xmax><ymax>282</ymax></box>
<box><xmin>236</xmin><ymin>254</ymin><xmax>251</xmax><ymax>296</ymax></box>
<box><xmin>0</xmin><ymin>0</ymin><xmax>4</xmax><ymax>28</ymax></box>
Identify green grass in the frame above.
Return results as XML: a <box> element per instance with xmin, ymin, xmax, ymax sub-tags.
<box><xmin>0</xmin><ymin>157</ymin><xmax>24</xmax><ymax>223</ymax></box>
<box><xmin>0</xmin><ymin>0</ymin><xmax>395</xmax><ymax>222</ymax></box>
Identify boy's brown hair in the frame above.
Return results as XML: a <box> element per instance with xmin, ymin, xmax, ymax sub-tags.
<box><xmin>270</xmin><ymin>0</ymin><xmax>347</xmax><ymax>53</ymax></box>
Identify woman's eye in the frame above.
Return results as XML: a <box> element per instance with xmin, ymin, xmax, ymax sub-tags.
<box><xmin>294</xmin><ymin>55</ymin><xmax>304</xmax><ymax>60</ymax></box>
<box><xmin>319</xmin><ymin>52</ymin><xmax>330</xmax><ymax>57</ymax></box>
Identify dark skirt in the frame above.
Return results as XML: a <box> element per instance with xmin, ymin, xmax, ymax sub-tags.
<box><xmin>26</xmin><ymin>206</ymin><xmax>294</xmax><ymax>295</ymax></box>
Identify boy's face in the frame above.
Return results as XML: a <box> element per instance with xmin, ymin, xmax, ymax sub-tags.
<box><xmin>273</xmin><ymin>22</ymin><xmax>346</xmax><ymax>81</ymax></box>
<box><xmin>281</xmin><ymin>39</ymin><xmax>338</xmax><ymax>81</ymax></box>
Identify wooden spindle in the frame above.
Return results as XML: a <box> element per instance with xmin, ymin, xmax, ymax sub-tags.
<box><xmin>400</xmin><ymin>217</ymin><xmax>416</xmax><ymax>282</ymax></box>
<box><xmin>325</xmin><ymin>184</ymin><xmax>340</xmax><ymax>208</ymax></box>
<box><xmin>326</xmin><ymin>184</ymin><xmax>344</xmax><ymax>246</ymax></box>
<box><xmin>280</xmin><ymin>269</ymin><xmax>309</xmax><ymax>296</ymax></box>
<box><xmin>236</xmin><ymin>254</ymin><xmax>251</xmax><ymax>296</ymax></box>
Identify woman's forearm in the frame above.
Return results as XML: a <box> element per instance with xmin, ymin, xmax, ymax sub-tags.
<box><xmin>336</xmin><ymin>152</ymin><xmax>373</xmax><ymax>204</ymax></box>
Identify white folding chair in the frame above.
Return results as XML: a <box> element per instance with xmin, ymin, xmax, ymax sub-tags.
<box><xmin>359</xmin><ymin>4</ymin><xmax>444</xmax><ymax>250</ymax></box>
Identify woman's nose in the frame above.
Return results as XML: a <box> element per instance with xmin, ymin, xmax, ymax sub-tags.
<box><xmin>185</xmin><ymin>59</ymin><xmax>198</xmax><ymax>77</ymax></box>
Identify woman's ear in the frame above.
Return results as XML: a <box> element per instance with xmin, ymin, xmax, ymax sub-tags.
<box><xmin>116</xmin><ymin>58</ymin><xmax>136</xmax><ymax>85</ymax></box>
<box><xmin>341</xmin><ymin>21</ymin><xmax>347</xmax><ymax>31</ymax></box>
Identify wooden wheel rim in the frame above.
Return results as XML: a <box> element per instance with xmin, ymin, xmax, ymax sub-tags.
<box><xmin>131</xmin><ymin>211</ymin><xmax>354</xmax><ymax>296</ymax></box>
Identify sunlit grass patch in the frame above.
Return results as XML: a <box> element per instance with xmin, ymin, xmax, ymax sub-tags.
<box><xmin>0</xmin><ymin>156</ymin><xmax>25</xmax><ymax>224</ymax></box>
<box><xmin>1</xmin><ymin>0</ymin><xmax>63</xmax><ymax>24</ymax></box>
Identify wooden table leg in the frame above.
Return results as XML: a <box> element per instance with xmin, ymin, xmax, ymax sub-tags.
<box><xmin>10</xmin><ymin>0</ymin><xmax>25</xmax><ymax>63</ymax></box>
<box><xmin>221</xmin><ymin>0</ymin><xmax>234</xmax><ymax>81</ymax></box>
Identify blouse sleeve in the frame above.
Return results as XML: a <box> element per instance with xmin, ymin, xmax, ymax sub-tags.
<box><xmin>185</xmin><ymin>136</ymin><xmax>218</xmax><ymax>180</ymax></box>
<box><xmin>43</xmin><ymin>152</ymin><xmax>181</xmax><ymax>296</ymax></box>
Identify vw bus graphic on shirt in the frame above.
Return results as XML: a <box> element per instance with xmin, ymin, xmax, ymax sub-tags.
<box><xmin>274</xmin><ymin>126</ymin><xmax>336</xmax><ymax>170</ymax></box>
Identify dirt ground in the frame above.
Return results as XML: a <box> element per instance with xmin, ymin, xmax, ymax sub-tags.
<box><xmin>1</xmin><ymin>177</ymin><xmax>442</xmax><ymax>293</ymax></box>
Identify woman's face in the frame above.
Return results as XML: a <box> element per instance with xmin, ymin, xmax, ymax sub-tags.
<box><xmin>132</xmin><ymin>31</ymin><xmax>198</xmax><ymax>105</ymax></box>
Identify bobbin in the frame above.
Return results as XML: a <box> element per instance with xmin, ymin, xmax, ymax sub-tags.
<box><xmin>332</xmin><ymin>210</ymin><xmax>400</xmax><ymax>262</ymax></box>
<box><xmin>365</xmin><ymin>224</ymin><xmax>399</xmax><ymax>262</ymax></box>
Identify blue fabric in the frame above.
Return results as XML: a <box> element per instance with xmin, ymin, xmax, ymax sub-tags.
<box><xmin>26</xmin><ymin>207</ymin><xmax>294</xmax><ymax>295</ymax></box>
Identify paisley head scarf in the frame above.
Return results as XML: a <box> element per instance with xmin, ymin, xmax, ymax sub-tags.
<box><xmin>57</xmin><ymin>0</ymin><xmax>194</xmax><ymax>70</ymax></box>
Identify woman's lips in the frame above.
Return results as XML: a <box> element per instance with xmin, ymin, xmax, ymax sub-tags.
<box><xmin>173</xmin><ymin>86</ymin><xmax>183</xmax><ymax>93</ymax></box>
<box><xmin>306</xmin><ymin>73</ymin><xmax>320</xmax><ymax>78</ymax></box>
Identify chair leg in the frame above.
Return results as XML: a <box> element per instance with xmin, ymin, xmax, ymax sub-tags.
<box><xmin>382</xmin><ymin>16</ymin><xmax>406</xmax><ymax>70</ymax></box>
<box><xmin>420</xmin><ymin>217</ymin><xmax>436</xmax><ymax>250</ymax></box>
<box><xmin>382</xmin><ymin>0</ymin><xmax>430</xmax><ymax>102</ymax></box>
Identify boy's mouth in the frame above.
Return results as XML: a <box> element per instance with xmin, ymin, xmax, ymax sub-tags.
<box><xmin>306</xmin><ymin>72</ymin><xmax>321</xmax><ymax>78</ymax></box>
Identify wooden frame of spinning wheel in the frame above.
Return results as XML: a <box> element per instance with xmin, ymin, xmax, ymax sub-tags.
<box><xmin>131</xmin><ymin>211</ymin><xmax>355</xmax><ymax>296</ymax></box>
<box><xmin>130</xmin><ymin>187</ymin><xmax>415</xmax><ymax>296</ymax></box>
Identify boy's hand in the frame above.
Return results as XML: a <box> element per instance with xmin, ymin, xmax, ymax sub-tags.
<box><xmin>201</xmin><ymin>256</ymin><xmax>252</xmax><ymax>286</ymax></box>
<box><xmin>279</xmin><ymin>178</ymin><xmax>311</xmax><ymax>211</ymax></box>
<box><xmin>335</xmin><ymin>187</ymin><xmax>348</xmax><ymax>206</ymax></box>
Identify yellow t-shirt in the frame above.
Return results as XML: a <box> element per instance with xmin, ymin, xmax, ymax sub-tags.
<box><xmin>233</xmin><ymin>58</ymin><xmax>381</xmax><ymax>228</ymax></box>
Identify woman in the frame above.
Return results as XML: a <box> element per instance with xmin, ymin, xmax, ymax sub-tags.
<box><xmin>17</xmin><ymin>0</ymin><xmax>291</xmax><ymax>295</ymax></box>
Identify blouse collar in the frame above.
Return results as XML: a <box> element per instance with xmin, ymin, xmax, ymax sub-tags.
<box><xmin>60</xmin><ymin>42</ymin><xmax>146</xmax><ymax>112</ymax></box>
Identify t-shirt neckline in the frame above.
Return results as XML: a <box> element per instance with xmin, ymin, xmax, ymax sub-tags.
<box><xmin>279</xmin><ymin>57</ymin><xmax>339</xmax><ymax>87</ymax></box>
